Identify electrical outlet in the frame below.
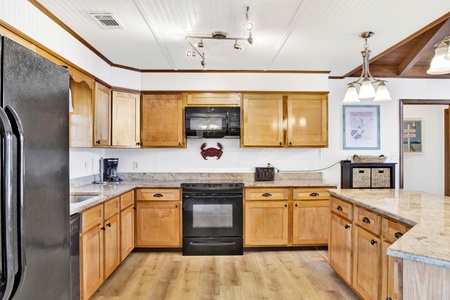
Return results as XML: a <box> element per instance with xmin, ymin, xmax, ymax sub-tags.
<box><xmin>133</xmin><ymin>161</ymin><xmax>139</xmax><ymax>170</ymax></box>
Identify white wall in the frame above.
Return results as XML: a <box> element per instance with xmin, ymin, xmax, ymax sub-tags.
<box><xmin>403</xmin><ymin>105</ymin><xmax>447</xmax><ymax>194</ymax></box>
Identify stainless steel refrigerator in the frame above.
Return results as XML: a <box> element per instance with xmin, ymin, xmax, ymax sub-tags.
<box><xmin>0</xmin><ymin>36</ymin><xmax>70</xmax><ymax>299</ymax></box>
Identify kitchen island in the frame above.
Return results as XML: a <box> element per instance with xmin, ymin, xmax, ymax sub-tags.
<box><xmin>328</xmin><ymin>188</ymin><xmax>450</xmax><ymax>300</ymax></box>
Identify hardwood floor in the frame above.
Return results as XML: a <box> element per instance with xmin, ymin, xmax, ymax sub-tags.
<box><xmin>91</xmin><ymin>249</ymin><xmax>358</xmax><ymax>300</ymax></box>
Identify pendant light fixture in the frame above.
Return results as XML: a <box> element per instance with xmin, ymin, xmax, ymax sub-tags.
<box><xmin>343</xmin><ymin>32</ymin><xmax>392</xmax><ymax>103</ymax></box>
<box><xmin>427</xmin><ymin>36</ymin><xmax>450</xmax><ymax>75</ymax></box>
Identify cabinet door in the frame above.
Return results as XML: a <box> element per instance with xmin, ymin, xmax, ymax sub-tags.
<box><xmin>112</xmin><ymin>91</ymin><xmax>140</xmax><ymax>147</ymax></box>
<box><xmin>286</xmin><ymin>93</ymin><xmax>328</xmax><ymax>147</ymax></box>
<box><xmin>328</xmin><ymin>213</ymin><xmax>352</xmax><ymax>285</ymax></box>
<box><xmin>93</xmin><ymin>82</ymin><xmax>111</xmax><ymax>146</ymax></box>
<box><xmin>120</xmin><ymin>205</ymin><xmax>135</xmax><ymax>261</ymax></box>
<box><xmin>69</xmin><ymin>79</ymin><xmax>93</xmax><ymax>147</ymax></box>
<box><xmin>135</xmin><ymin>201</ymin><xmax>181</xmax><ymax>247</ymax></box>
<box><xmin>244</xmin><ymin>201</ymin><xmax>288</xmax><ymax>246</ymax></box>
<box><xmin>242</xmin><ymin>94</ymin><xmax>284</xmax><ymax>147</ymax></box>
<box><xmin>353</xmin><ymin>226</ymin><xmax>381</xmax><ymax>300</ymax></box>
<box><xmin>141</xmin><ymin>94</ymin><xmax>184</xmax><ymax>147</ymax></box>
<box><xmin>292</xmin><ymin>200</ymin><xmax>329</xmax><ymax>245</ymax></box>
<box><xmin>187</xmin><ymin>92</ymin><xmax>241</xmax><ymax>106</ymax></box>
<box><xmin>80</xmin><ymin>225</ymin><xmax>104</xmax><ymax>300</ymax></box>
<box><xmin>104</xmin><ymin>213</ymin><xmax>120</xmax><ymax>279</ymax></box>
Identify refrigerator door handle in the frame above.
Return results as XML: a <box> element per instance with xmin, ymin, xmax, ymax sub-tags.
<box><xmin>5</xmin><ymin>106</ymin><xmax>26</xmax><ymax>295</ymax></box>
<box><xmin>0</xmin><ymin>107</ymin><xmax>15</xmax><ymax>300</ymax></box>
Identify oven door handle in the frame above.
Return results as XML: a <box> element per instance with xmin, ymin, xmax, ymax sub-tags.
<box><xmin>183</xmin><ymin>195</ymin><xmax>242</xmax><ymax>199</ymax></box>
<box><xmin>190</xmin><ymin>241</ymin><xmax>236</xmax><ymax>247</ymax></box>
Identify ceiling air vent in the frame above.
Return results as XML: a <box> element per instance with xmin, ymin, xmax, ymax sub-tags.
<box><xmin>90</xmin><ymin>13</ymin><xmax>125</xmax><ymax>29</ymax></box>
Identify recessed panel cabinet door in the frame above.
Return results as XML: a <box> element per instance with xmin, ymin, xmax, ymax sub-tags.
<box><xmin>120</xmin><ymin>205</ymin><xmax>135</xmax><ymax>261</ymax></box>
<box><xmin>328</xmin><ymin>213</ymin><xmax>352</xmax><ymax>285</ymax></box>
<box><xmin>353</xmin><ymin>226</ymin><xmax>381</xmax><ymax>300</ymax></box>
<box><xmin>292</xmin><ymin>201</ymin><xmax>329</xmax><ymax>245</ymax></box>
<box><xmin>112</xmin><ymin>91</ymin><xmax>140</xmax><ymax>147</ymax></box>
<box><xmin>93</xmin><ymin>82</ymin><xmax>111</xmax><ymax>146</ymax></box>
<box><xmin>242</xmin><ymin>94</ymin><xmax>284</xmax><ymax>147</ymax></box>
<box><xmin>80</xmin><ymin>225</ymin><xmax>104</xmax><ymax>300</ymax></box>
<box><xmin>141</xmin><ymin>94</ymin><xmax>184</xmax><ymax>147</ymax></box>
<box><xmin>287</xmin><ymin>93</ymin><xmax>328</xmax><ymax>147</ymax></box>
<box><xmin>136</xmin><ymin>201</ymin><xmax>181</xmax><ymax>247</ymax></box>
<box><xmin>104</xmin><ymin>214</ymin><xmax>120</xmax><ymax>279</ymax></box>
<box><xmin>69</xmin><ymin>79</ymin><xmax>93</xmax><ymax>147</ymax></box>
<box><xmin>244</xmin><ymin>201</ymin><xmax>289</xmax><ymax>246</ymax></box>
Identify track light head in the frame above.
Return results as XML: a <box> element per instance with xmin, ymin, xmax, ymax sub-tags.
<box><xmin>201</xmin><ymin>59</ymin><xmax>206</xmax><ymax>69</ymax></box>
<box><xmin>247</xmin><ymin>32</ymin><xmax>253</xmax><ymax>46</ymax></box>
<box><xmin>234</xmin><ymin>40</ymin><xmax>243</xmax><ymax>51</ymax></box>
<box><xmin>194</xmin><ymin>40</ymin><xmax>204</xmax><ymax>48</ymax></box>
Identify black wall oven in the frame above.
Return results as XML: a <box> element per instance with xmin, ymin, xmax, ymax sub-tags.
<box><xmin>181</xmin><ymin>183</ymin><xmax>244</xmax><ymax>255</ymax></box>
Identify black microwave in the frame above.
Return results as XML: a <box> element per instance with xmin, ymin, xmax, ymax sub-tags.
<box><xmin>185</xmin><ymin>107</ymin><xmax>240</xmax><ymax>138</ymax></box>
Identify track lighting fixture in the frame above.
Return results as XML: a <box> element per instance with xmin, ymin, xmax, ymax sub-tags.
<box><xmin>343</xmin><ymin>31</ymin><xmax>391</xmax><ymax>103</ymax></box>
<box><xmin>184</xmin><ymin>6</ymin><xmax>254</xmax><ymax>68</ymax></box>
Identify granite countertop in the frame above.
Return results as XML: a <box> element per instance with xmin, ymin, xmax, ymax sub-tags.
<box><xmin>70</xmin><ymin>173</ymin><xmax>336</xmax><ymax>215</ymax></box>
<box><xmin>328</xmin><ymin>188</ymin><xmax>450</xmax><ymax>269</ymax></box>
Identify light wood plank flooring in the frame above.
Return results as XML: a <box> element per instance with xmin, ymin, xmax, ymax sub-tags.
<box><xmin>91</xmin><ymin>249</ymin><xmax>358</xmax><ymax>300</ymax></box>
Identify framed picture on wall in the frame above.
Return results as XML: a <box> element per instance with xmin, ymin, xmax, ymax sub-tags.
<box><xmin>343</xmin><ymin>105</ymin><xmax>380</xmax><ymax>150</ymax></box>
<box><xmin>403</xmin><ymin>119</ymin><xmax>422</xmax><ymax>153</ymax></box>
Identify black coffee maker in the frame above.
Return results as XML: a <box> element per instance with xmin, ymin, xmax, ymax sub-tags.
<box><xmin>103</xmin><ymin>158</ymin><xmax>122</xmax><ymax>182</ymax></box>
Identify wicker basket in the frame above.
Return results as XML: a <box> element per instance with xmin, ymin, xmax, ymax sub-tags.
<box><xmin>352</xmin><ymin>155</ymin><xmax>387</xmax><ymax>163</ymax></box>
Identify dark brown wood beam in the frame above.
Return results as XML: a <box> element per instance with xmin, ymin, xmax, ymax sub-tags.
<box><xmin>398</xmin><ymin>18</ymin><xmax>450</xmax><ymax>76</ymax></box>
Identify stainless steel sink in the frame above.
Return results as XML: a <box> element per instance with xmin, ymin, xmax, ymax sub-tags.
<box><xmin>70</xmin><ymin>193</ymin><xmax>101</xmax><ymax>203</ymax></box>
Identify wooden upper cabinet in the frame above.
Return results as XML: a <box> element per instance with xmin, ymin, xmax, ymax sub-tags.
<box><xmin>242</xmin><ymin>94</ymin><xmax>284</xmax><ymax>147</ymax></box>
<box><xmin>93</xmin><ymin>82</ymin><xmax>111</xmax><ymax>147</ymax></box>
<box><xmin>111</xmin><ymin>91</ymin><xmax>140</xmax><ymax>147</ymax></box>
<box><xmin>286</xmin><ymin>93</ymin><xmax>328</xmax><ymax>147</ymax></box>
<box><xmin>186</xmin><ymin>92</ymin><xmax>241</xmax><ymax>106</ymax></box>
<box><xmin>141</xmin><ymin>94</ymin><xmax>184</xmax><ymax>147</ymax></box>
<box><xmin>69</xmin><ymin>78</ymin><xmax>93</xmax><ymax>147</ymax></box>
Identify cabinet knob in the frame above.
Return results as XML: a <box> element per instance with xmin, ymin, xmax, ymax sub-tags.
<box><xmin>178</xmin><ymin>142</ymin><xmax>181</xmax><ymax>146</ymax></box>
<box><xmin>100</xmin><ymin>226</ymin><xmax>106</xmax><ymax>231</ymax></box>
<box><xmin>153</xmin><ymin>193</ymin><xmax>163</xmax><ymax>198</ymax></box>
<box><xmin>95</xmin><ymin>140</ymin><xmax>100</xmax><ymax>144</ymax></box>
<box><xmin>394</xmin><ymin>232</ymin><xmax>403</xmax><ymax>239</ymax></box>
<box><xmin>262</xmin><ymin>193</ymin><xmax>272</xmax><ymax>197</ymax></box>
<box><xmin>279</xmin><ymin>142</ymin><xmax>282</xmax><ymax>146</ymax></box>
<box><xmin>295</xmin><ymin>203</ymin><xmax>298</xmax><ymax>207</ymax></box>
<box><xmin>362</xmin><ymin>217</ymin><xmax>371</xmax><ymax>224</ymax></box>
<box><xmin>337</xmin><ymin>205</ymin><xmax>343</xmax><ymax>211</ymax></box>
<box><xmin>370</xmin><ymin>239</ymin><xmax>377</xmax><ymax>245</ymax></box>
<box><xmin>345</xmin><ymin>224</ymin><xmax>350</xmax><ymax>229</ymax></box>
<box><xmin>175</xmin><ymin>204</ymin><xmax>178</xmax><ymax>208</ymax></box>
<box><xmin>136</xmin><ymin>142</ymin><xmax>140</xmax><ymax>146</ymax></box>
<box><xmin>106</xmin><ymin>223</ymin><xmax>111</xmax><ymax>227</ymax></box>
<box><xmin>386</xmin><ymin>297</ymin><xmax>392</xmax><ymax>300</ymax></box>
<box><xmin>289</xmin><ymin>142</ymin><xmax>292</xmax><ymax>145</ymax></box>
<box><xmin>284</xmin><ymin>203</ymin><xmax>288</xmax><ymax>208</ymax></box>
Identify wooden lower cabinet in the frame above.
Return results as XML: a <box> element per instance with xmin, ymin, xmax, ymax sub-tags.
<box><xmin>80</xmin><ymin>219</ymin><xmax>104</xmax><ymax>300</ymax></box>
<box><xmin>328</xmin><ymin>212</ymin><xmax>353</xmax><ymax>285</ymax></box>
<box><xmin>244</xmin><ymin>201</ymin><xmax>289</xmax><ymax>246</ymax></box>
<box><xmin>103</xmin><ymin>213</ymin><xmax>120</xmax><ymax>279</ymax></box>
<box><xmin>120</xmin><ymin>205</ymin><xmax>134</xmax><ymax>261</ymax></box>
<box><xmin>135</xmin><ymin>188</ymin><xmax>181</xmax><ymax>247</ymax></box>
<box><xmin>353</xmin><ymin>225</ymin><xmax>381</xmax><ymax>300</ymax></box>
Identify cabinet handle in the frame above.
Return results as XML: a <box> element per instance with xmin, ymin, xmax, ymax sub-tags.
<box><xmin>95</xmin><ymin>140</ymin><xmax>100</xmax><ymax>145</ymax></box>
<box><xmin>370</xmin><ymin>239</ymin><xmax>377</xmax><ymax>245</ymax></box>
<box><xmin>153</xmin><ymin>193</ymin><xmax>163</xmax><ymax>198</ymax></box>
<box><xmin>295</xmin><ymin>203</ymin><xmax>298</xmax><ymax>207</ymax></box>
<box><xmin>362</xmin><ymin>217</ymin><xmax>371</xmax><ymax>224</ymax></box>
<box><xmin>106</xmin><ymin>223</ymin><xmax>111</xmax><ymax>227</ymax></box>
<box><xmin>279</xmin><ymin>142</ymin><xmax>282</xmax><ymax>146</ymax></box>
<box><xmin>136</xmin><ymin>142</ymin><xmax>140</xmax><ymax>146</ymax></box>
<box><xmin>175</xmin><ymin>204</ymin><xmax>178</xmax><ymax>208</ymax></box>
<box><xmin>284</xmin><ymin>204</ymin><xmax>288</xmax><ymax>208</ymax></box>
<box><xmin>345</xmin><ymin>224</ymin><xmax>350</xmax><ymax>229</ymax></box>
<box><xmin>289</xmin><ymin>142</ymin><xmax>292</xmax><ymax>145</ymax></box>
<box><xmin>386</xmin><ymin>297</ymin><xmax>392</xmax><ymax>300</ymax></box>
<box><xmin>309</xmin><ymin>192</ymin><xmax>319</xmax><ymax>197</ymax></box>
<box><xmin>133</xmin><ymin>206</ymin><xmax>136</xmax><ymax>210</ymax></box>
<box><xmin>337</xmin><ymin>205</ymin><xmax>343</xmax><ymax>211</ymax></box>
<box><xmin>178</xmin><ymin>142</ymin><xmax>181</xmax><ymax>146</ymax></box>
<box><xmin>100</xmin><ymin>226</ymin><xmax>106</xmax><ymax>231</ymax></box>
<box><xmin>262</xmin><ymin>193</ymin><xmax>272</xmax><ymax>197</ymax></box>
<box><xmin>394</xmin><ymin>232</ymin><xmax>403</xmax><ymax>239</ymax></box>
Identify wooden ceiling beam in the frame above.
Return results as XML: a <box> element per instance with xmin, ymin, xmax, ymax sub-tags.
<box><xmin>398</xmin><ymin>18</ymin><xmax>450</xmax><ymax>76</ymax></box>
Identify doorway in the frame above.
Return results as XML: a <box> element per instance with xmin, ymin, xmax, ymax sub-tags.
<box><xmin>399</xmin><ymin>99</ymin><xmax>450</xmax><ymax>195</ymax></box>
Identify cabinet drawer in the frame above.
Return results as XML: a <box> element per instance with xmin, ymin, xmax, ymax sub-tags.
<box><xmin>330</xmin><ymin>196</ymin><xmax>353</xmax><ymax>220</ymax></box>
<box><xmin>82</xmin><ymin>204</ymin><xmax>103</xmax><ymax>233</ymax></box>
<box><xmin>382</xmin><ymin>218</ymin><xmax>410</xmax><ymax>243</ymax></box>
<box><xmin>120</xmin><ymin>191</ymin><xmax>134</xmax><ymax>209</ymax></box>
<box><xmin>293</xmin><ymin>188</ymin><xmax>330</xmax><ymax>200</ymax></box>
<box><xmin>354</xmin><ymin>206</ymin><xmax>381</xmax><ymax>236</ymax></box>
<box><xmin>104</xmin><ymin>197</ymin><xmax>119</xmax><ymax>219</ymax></box>
<box><xmin>136</xmin><ymin>188</ymin><xmax>180</xmax><ymax>201</ymax></box>
<box><xmin>244</xmin><ymin>188</ymin><xmax>288</xmax><ymax>200</ymax></box>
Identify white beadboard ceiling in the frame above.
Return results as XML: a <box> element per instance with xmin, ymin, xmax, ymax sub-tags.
<box><xmin>35</xmin><ymin>0</ymin><xmax>450</xmax><ymax>76</ymax></box>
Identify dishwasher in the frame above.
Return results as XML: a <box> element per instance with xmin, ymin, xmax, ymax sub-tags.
<box><xmin>70</xmin><ymin>213</ymin><xmax>81</xmax><ymax>300</ymax></box>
